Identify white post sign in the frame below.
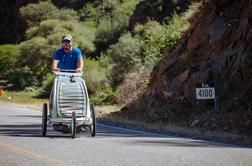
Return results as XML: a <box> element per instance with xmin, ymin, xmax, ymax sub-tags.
<box><xmin>196</xmin><ymin>83</ymin><xmax>215</xmax><ymax>100</ymax></box>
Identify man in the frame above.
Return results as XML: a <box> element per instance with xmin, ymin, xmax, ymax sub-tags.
<box><xmin>52</xmin><ymin>34</ymin><xmax>83</xmax><ymax>73</ymax></box>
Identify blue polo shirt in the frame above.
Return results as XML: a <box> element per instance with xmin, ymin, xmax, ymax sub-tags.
<box><xmin>53</xmin><ymin>47</ymin><xmax>83</xmax><ymax>70</ymax></box>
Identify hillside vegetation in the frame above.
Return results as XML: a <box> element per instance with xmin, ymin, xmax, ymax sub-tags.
<box><xmin>0</xmin><ymin>0</ymin><xmax>195</xmax><ymax>102</ymax></box>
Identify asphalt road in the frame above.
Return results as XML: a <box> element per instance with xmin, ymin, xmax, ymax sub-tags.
<box><xmin>0</xmin><ymin>104</ymin><xmax>252</xmax><ymax>166</ymax></box>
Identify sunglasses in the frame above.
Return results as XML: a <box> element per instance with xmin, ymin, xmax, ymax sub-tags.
<box><xmin>62</xmin><ymin>40</ymin><xmax>71</xmax><ymax>44</ymax></box>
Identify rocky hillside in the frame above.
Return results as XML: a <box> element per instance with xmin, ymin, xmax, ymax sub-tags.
<box><xmin>118</xmin><ymin>0</ymin><xmax>252</xmax><ymax>140</ymax></box>
<box><xmin>149</xmin><ymin>0</ymin><xmax>251</xmax><ymax>134</ymax></box>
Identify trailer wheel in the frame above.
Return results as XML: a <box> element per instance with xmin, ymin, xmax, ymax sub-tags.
<box><xmin>71</xmin><ymin>111</ymin><xmax>76</xmax><ymax>139</ymax></box>
<box><xmin>90</xmin><ymin>104</ymin><xmax>96</xmax><ymax>137</ymax></box>
<box><xmin>42</xmin><ymin>103</ymin><xmax>48</xmax><ymax>136</ymax></box>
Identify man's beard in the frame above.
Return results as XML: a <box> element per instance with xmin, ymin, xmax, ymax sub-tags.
<box><xmin>64</xmin><ymin>46</ymin><xmax>71</xmax><ymax>52</ymax></box>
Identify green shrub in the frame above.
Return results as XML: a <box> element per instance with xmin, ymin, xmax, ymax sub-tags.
<box><xmin>79</xmin><ymin>2</ymin><xmax>103</xmax><ymax>23</ymax></box>
<box><xmin>18</xmin><ymin>37</ymin><xmax>52</xmax><ymax>79</ymax></box>
<box><xmin>102</xmin><ymin>0</ymin><xmax>120</xmax><ymax>11</ymax></box>
<box><xmin>83</xmin><ymin>57</ymin><xmax>110</xmax><ymax>93</ymax></box>
<box><xmin>94</xmin><ymin>0</ymin><xmax>140</xmax><ymax>52</ymax></box>
<box><xmin>26</xmin><ymin>19</ymin><xmax>96</xmax><ymax>53</ymax></box>
<box><xmin>20</xmin><ymin>1</ymin><xmax>77</xmax><ymax>27</ymax></box>
<box><xmin>137</xmin><ymin>21</ymin><xmax>170</xmax><ymax>68</ymax></box>
<box><xmin>83</xmin><ymin>57</ymin><xmax>116</xmax><ymax>104</ymax></box>
<box><xmin>73</xmin><ymin>21</ymin><xmax>96</xmax><ymax>52</ymax></box>
<box><xmin>30</xmin><ymin>19</ymin><xmax>60</xmax><ymax>38</ymax></box>
<box><xmin>107</xmin><ymin>33</ymin><xmax>143</xmax><ymax>88</ymax></box>
<box><xmin>20</xmin><ymin>1</ymin><xmax>59</xmax><ymax>27</ymax></box>
<box><xmin>56</xmin><ymin>8</ymin><xmax>77</xmax><ymax>21</ymax></box>
<box><xmin>136</xmin><ymin>12</ymin><xmax>190</xmax><ymax>69</ymax></box>
<box><xmin>36</xmin><ymin>73</ymin><xmax>55</xmax><ymax>98</ymax></box>
<box><xmin>7</xmin><ymin>68</ymin><xmax>33</xmax><ymax>90</ymax></box>
<box><xmin>90</xmin><ymin>87</ymin><xmax>117</xmax><ymax>105</ymax></box>
<box><xmin>0</xmin><ymin>44</ymin><xmax>20</xmax><ymax>79</ymax></box>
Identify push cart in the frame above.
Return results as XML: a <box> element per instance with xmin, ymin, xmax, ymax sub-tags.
<box><xmin>41</xmin><ymin>70</ymin><xmax>96</xmax><ymax>138</ymax></box>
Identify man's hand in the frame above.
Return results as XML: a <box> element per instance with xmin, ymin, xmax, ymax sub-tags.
<box><xmin>52</xmin><ymin>67</ymin><xmax>60</xmax><ymax>74</ymax></box>
<box><xmin>75</xmin><ymin>67</ymin><xmax>83</xmax><ymax>73</ymax></box>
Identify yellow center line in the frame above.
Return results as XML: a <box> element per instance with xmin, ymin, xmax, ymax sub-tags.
<box><xmin>0</xmin><ymin>139</ymin><xmax>78</xmax><ymax>166</ymax></box>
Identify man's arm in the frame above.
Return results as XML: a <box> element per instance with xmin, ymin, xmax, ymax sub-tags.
<box><xmin>76</xmin><ymin>58</ymin><xmax>84</xmax><ymax>73</ymax></box>
<box><xmin>52</xmin><ymin>59</ymin><xmax>59</xmax><ymax>73</ymax></box>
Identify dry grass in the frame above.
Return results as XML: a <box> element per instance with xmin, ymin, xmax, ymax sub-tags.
<box><xmin>100</xmin><ymin>112</ymin><xmax>252</xmax><ymax>146</ymax></box>
<box><xmin>117</xmin><ymin>71</ymin><xmax>149</xmax><ymax>105</ymax></box>
<box><xmin>96</xmin><ymin>105</ymin><xmax>122</xmax><ymax>117</ymax></box>
<box><xmin>0</xmin><ymin>90</ymin><xmax>47</xmax><ymax>111</ymax></box>
<box><xmin>182</xmin><ymin>1</ymin><xmax>204</xmax><ymax>21</ymax></box>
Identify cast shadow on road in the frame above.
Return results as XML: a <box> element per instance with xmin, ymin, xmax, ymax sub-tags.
<box><xmin>96</xmin><ymin>129</ymin><xmax>158</xmax><ymax>138</ymax></box>
<box><xmin>0</xmin><ymin>124</ymin><xmax>71</xmax><ymax>138</ymax></box>
<box><xmin>0</xmin><ymin>123</ymin><xmax>153</xmax><ymax>139</ymax></box>
<box><xmin>0</xmin><ymin>122</ymin><xmax>249</xmax><ymax>148</ymax></box>
<box><xmin>131</xmin><ymin>139</ymin><xmax>240</xmax><ymax>148</ymax></box>
<box><xmin>95</xmin><ymin>124</ymin><xmax>247</xmax><ymax>148</ymax></box>
<box><xmin>11</xmin><ymin>115</ymin><xmax>42</xmax><ymax>118</ymax></box>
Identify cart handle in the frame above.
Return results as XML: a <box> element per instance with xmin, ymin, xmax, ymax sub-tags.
<box><xmin>55</xmin><ymin>69</ymin><xmax>83</xmax><ymax>77</ymax></box>
<box><xmin>58</xmin><ymin>69</ymin><xmax>78</xmax><ymax>73</ymax></box>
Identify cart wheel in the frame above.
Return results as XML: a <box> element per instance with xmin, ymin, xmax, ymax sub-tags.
<box><xmin>42</xmin><ymin>103</ymin><xmax>48</xmax><ymax>136</ymax></box>
<box><xmin>90</xmin><ymin>104</ymin><xmax>96</xmax><ymax>137</ymax></box>
<box><xmin>71</xmin><ymin>111</ymin><xmax>76</xmax><ymax>139</ymax></box>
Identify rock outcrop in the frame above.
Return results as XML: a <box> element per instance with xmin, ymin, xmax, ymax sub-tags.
<box><xmin>146</xmin><ymin>0</ymin><xmax>252</xmax><ymax>135</ymax></box>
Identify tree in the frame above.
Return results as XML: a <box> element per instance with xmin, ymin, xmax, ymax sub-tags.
<box><xmin>0</xmin><ymin>45</ymin><xmax>20</xmax><ymax>79</ymax></box>
<box><xmin>20</xmin><ymin>1</ymin><xmax>77</xmax><ymax>27</ymax></box>
<box><xmin>18</xmin><ymin>37</ymin><xmax>52</xmax><ymax>79</ymax></box>
<box><xmin>107</xmin><ymin>33</ymin><xmax>143</xmax><ymax>88</ymax></box>
<box><xmin>94</xmin><ymin>0</ymin><xmax>140</xmax><ymax>54</ymax></box>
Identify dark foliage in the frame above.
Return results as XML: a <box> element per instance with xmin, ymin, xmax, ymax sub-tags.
<box><xmin>129</xmin><ymin>0</ymin><xmax>192</xmax><ymax>31</ymax></box>
<box><xmin>51</xmin><ymin>0</ymin><xmax>95</xmax><ymax>10</ymax></box>
<box><xmin>0</xmin><ymin>0</ymin><xmax>39</xmax><ymax>44</ymax></box>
